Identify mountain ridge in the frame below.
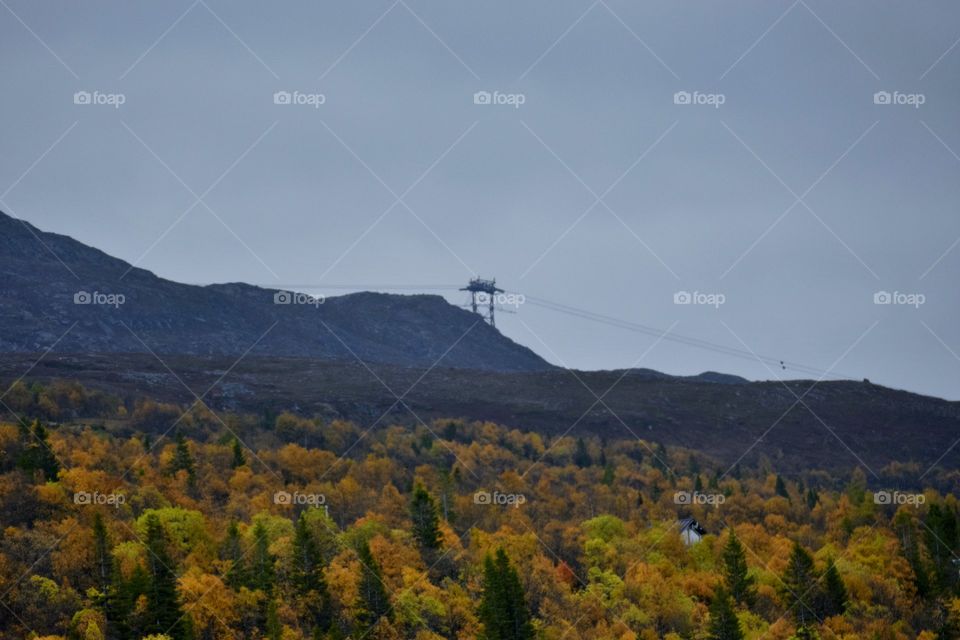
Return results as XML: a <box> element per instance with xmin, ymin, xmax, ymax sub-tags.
<box><xmin>0</xmin><ymin>211</ymin><xmax>552</xmax><ymax>371</ymax></box>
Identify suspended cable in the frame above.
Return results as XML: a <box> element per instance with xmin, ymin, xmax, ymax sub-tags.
<box><xmin>513</xmin><ymin>294</ymin><xmax>857</xmax><ymax>381</ymax></box>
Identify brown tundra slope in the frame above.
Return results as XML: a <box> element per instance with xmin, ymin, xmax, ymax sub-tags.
<box><xmin>1</xmin><ymin>352</ymin><xmax>957</xmax><ymax>476</ymax></box>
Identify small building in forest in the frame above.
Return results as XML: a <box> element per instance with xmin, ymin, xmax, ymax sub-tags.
<box><xmin>678</xmin><ymin>517</ymin><xmax>707</xmax><ymax>545</ymax></box>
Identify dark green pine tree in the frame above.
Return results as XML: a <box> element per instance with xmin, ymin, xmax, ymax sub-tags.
<box><xmin>573</xmin><ymin>437</ymin><xmax>592</xmax><ymax>468</ymax></box>
<box><xmin>230</xmin><ymin>438</ymin><xmax>246</xmax><ymax>468</ymax></box>
<box><xmin>265</xmin><ymin>598</ymin><xmax>282</xmax><ymax>640</ymax></box>
<box><xmin>107</xmin><ymin>562</ymin><xmax>150</xmax><ymax>640</ymax></box>
<box><xmin>821</xmin><ymin>560</ymin><xmax>848</xmax><ymax>617</ymax></box>
<box><xmin>924</xmin><ymin>503</ymin><xmax>959</xmax><ymax>595</ymax></box>
<box><xmin>806</xmin><ymin>488</ymin><xmax>820</xmax><ymax>510</ymax></box>
<box><xmin>707</xmin><ymin>587</ymin><xmax>744</xmax><ymax>640</ymax></box>
<box><xmin>16</xmin><ymin>419</ymin><xmax>60</xmax><ymax>481</ymax></box>
<box><xmin>709</xmin><ymin>471</ymin><xmax>721</xmax><ymax>490</ymax></box>
<box><xmin>355</xmin><ymin>541</ymin><xmax>391</xmax><ymax>628</ymax></box>
<box><xmin>653</xmin><ymin>442</ymin><xmax>669</xmax><ymax>474</ymax></box>
<box><xmin>92</xmin><ymin>512</ymin><xmax>111</xmax><ymax>591</ymax></box>
<box><xmin>894</xmin><ymin>511</ymin><xmax>931</xmax><ymax>600</ymax></box>
<box><xmin>221</xmin><ymin>520</ymin><xmax>247</xmax><ymax>589</ymax></box>
<box><xmin>722</xmin><ymin>528</ymin><xmax>755</xmax><ymax>607</ymax></box>
<box><xmin>143</xmin><ymin>514</ymin><xmax>188</xmax><ymax>639</ymax></box>
<box><xmin>169</xmin><ymin>431</ymin><xmax>196</xmax><ymax>489</ymax></box>
<box><xmin>775</xmin><ymin>474</ymin><xmax>790</xmax><ymax>500</ymax></box>
<box><xmin>438</xmin><ymin>466</ymin><xmax>458</xmax><ymax>522</ymax></box>
<box><xmin>410</xmin><ymin>483</ymin><xmax>442</xmax><ymax>551</ymax></box>
<box><xmin>291</xmin><ymin>513</ymin><xmax>333</xmax><ymax>633</ymax></box>
<box><xmin>601</xmin><ymin>463</ymin><xmax>615</xmax><ymax>486</ymax></box>
<box><xmin>780</xmin><ymin>542</ymin><xmax>821</xmax><ymax>629</ymax></box>
<box><xmin>249</xmin><ymin>520</ymin><xmax>275</xmax><ymax>593</ymax></box>
<box><xmin>498</xmin><ymin>549</ymin><xmax>534</xmax><ymax>640</ymax></box>
<box><xmin>443</xmin><ymin>421</ymin><xmax>458</xmax><ymax>441</ymax></box>
<box><xmin>478</xmin><ymin>548</ymin><xmax>534</xmax><ymax>640</ymax></box>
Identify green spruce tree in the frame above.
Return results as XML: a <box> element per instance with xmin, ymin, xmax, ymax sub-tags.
<box><xmin>894</xmin><ymin>511</ymin><xmax>931</xmax><ymax>600</ymax></box>
<box><xmin>708</xmin><ymin>587</ymin><xmax>744</xmax><ymax>640</ymax></box>
<box><xmin>169</xmin><ymin>431</ymin><xmax>196</xmax><ymax>489</ymax></box>
<box><xmin>602</xmin><ymin>463</ymin><xmax>615</xmax><ymax>486</ymax></box>
<box><xmin>92</xmin><ymin>512</ymin><xmax>111</xmax><ymax>591</ymax></box>
<box><xmin>410</xmin><ymin>483</ymin><xmax>442</xmax><ymax>551</ymax></box>
<box><xmin>221</xmin><ymin>520</ymin><xmax>247</xmax><ymax>589</ymax></box>
<box><xmin>478</xmin><ymin>548</ymin><xmax>534</xmax><ymax>640</ymax></box>
<box><xmin>775</xmin><ymin>474</ymin><xmax>790</xmax><ymax>500</ymax></box>
<box><xmin>291</xmin><ymin>512</ymin><xmax>333</xmax><ymax>633</ymax></box>
<box><xmin>355</xmin><ymin>541</ymin><xmax>391</xmax><ymax>628</ymax></box>
<box><xmin>573</xmin><ymin>437</ymin><xmax>592</xmax><ymax>468</ymax></box>
<box><xmin>780</xmin><ymin>542</ymin><xmax>821</xmax><ymax>629</ymax></box>
<box><xmin>230</xmin><ymin>438</ymin><xmax>246</xmax><ymax>468</ymax></box>
<box><xmin>249</xmin><ymin>520</ymin><xmax>275</xmax><ymax>593</ymax></box>
<box><xmin>265</xmin><ymin>597</ymin><xmax>282</xmax><ymax>640</ymax></box>
<box><xmin>143</xmin><ymin>514</ymin><xmax>188</xmax><ymax>639</ymax></box>
<box><xmin>924</xmin><ymin>503</ymin><xmax>959</xmax><ymax>595</ymax></box>
<box><xmin>722</xmin><ymin>528</ymin><xmax>755</xmax><ymax>607</ymax></box>
<box><xmin>16</xmin><ymin>419</ymin><xmax>60</xmax><ymax>480</ymax></box>
<box><xmin>821</xmin><ymin>560</ymin><xmax>848</xmax><ymax>617</ymax></box>
<box><xmin>107</xmin><ymin>562</ymin><xmax>150</xmax><ymax>640</ymax></box>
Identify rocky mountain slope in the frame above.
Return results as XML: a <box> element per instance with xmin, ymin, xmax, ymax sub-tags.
<box><xmin>0</xmin><ymin>211</ymin><xmax>551</xmax><ymax>371</ymax></box>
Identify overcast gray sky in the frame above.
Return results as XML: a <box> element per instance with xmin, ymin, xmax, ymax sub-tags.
<box><xmin>2</xmin><ymin>1</ymin><xmax>959</xmax><ymax>399</ymax></box>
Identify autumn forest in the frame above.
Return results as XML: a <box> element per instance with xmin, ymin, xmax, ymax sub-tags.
<box><xmin>1</xmin><ymin>380</ymin><xmax>959</xmax><ymax>640</ymax></box>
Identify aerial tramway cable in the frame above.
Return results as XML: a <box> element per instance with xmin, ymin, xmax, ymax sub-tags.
<box><xmin>258</xmin><ymin>281</ymin><xmax>856</xmax><ymax>381</ymax></box>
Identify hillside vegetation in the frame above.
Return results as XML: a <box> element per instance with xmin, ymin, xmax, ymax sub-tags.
<box><xmin>1</xmin><ymin>381</ymin><xmax>959</xmax><ymax>639</ymax></box>
<box><xmin>2</xmin><ymin>355</ymin><xmax>958</xmax><ymax>476</ymax></box>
